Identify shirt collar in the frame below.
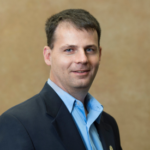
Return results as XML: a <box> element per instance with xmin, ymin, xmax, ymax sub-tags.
<box><xmin>86</xmin><ymin>93</ymin><xmax>103</xmax><ymax>124</ymax></box>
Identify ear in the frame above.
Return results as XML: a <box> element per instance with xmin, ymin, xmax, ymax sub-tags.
<box><xmin>43</xmin><ymin>46</ymin><xmax>52</xmax><ymax>66</ymax></box>
<box><xmin>99</xmin><ymin>46</ymin><xmax>102</xmax><ymax>62</ymax></box>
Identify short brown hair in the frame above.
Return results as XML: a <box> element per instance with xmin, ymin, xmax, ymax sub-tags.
<box><xmin>45</xmin><ymin>9</ymin><xmax>101</xmax><ymax>49</ymax></box>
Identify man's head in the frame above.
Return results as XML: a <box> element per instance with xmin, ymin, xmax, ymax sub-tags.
<box><xmin>45</xmin><ymin>9</ymin><xmax>101</xmax><ymax>49</ymax></box>
<box><xmin>43</xmin><ymin>9</ymin><xmax>102</xmax><ymax>100</ymax></box>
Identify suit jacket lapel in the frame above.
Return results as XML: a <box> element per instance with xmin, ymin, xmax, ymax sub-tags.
<box><xmin>95</xmin><ymin>113</ymin><xmax>116</xmax><ymax>150</ymax></box>
<box><xmin>41</xmin><ymin>83</ymin><xmax>86</xmax><ymax>150</ymax></box>
<box><xmin>52</xmin><ymin>103</ymin><xmax>86</xmax><ymax>150</ymax></box>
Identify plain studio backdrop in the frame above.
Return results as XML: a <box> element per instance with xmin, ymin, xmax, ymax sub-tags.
<box><xmin>0</xmin><ymin>0</ymin><xmax>150</xmax><ymax>150</ymax></box>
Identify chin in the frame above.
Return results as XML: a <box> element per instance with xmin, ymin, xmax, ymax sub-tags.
<box><xmin>73</xmin><ymin>82</ymin><xmax>91</xmax><ymax>89</ymax></box>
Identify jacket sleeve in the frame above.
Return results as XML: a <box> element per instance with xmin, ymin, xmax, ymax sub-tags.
<box><xmin>0</xmin><ymin>113</ymin><xmax>35</xmax><ymax>150</ymax></box>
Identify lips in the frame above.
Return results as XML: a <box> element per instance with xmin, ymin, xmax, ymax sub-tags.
<box><xmin>74</xmin><ymin>70</ymin><xmax>89</xmax><ymax>73</ymax></box>
<box><xmin>72</xmin><ymin>70</ymin><xmax>90</xmax><ymax>75</ymax></box>
<box><xmin>73</xmin><ymin>69</ymin><xmax>90</xmax><ymax>72</ymax></box>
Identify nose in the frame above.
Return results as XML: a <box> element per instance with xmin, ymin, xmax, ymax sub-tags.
<box><xmin>75</xmin><ymin>49</ymin><xmax>88</xmax><ymax>64</ymax></box>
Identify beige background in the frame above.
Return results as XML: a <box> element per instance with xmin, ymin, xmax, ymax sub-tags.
<box><xmin>0</xmin><ymin>0</ymin><xmax>150</xmax><ymax>149</ymax></box>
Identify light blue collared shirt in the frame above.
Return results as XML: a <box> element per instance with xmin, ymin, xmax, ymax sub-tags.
<box><xmin>47</xmin><ymin>79</ymin><xmax>103</xmax><ymax>150</ymax></box>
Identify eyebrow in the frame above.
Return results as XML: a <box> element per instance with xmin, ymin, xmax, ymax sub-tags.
<box><xmin>85</xmin><ymin>45</ymin><xmax>97</xmax><ymax>48</ymax></box>
<box><xmin>60</xmin><ymin>45</ymin><xmax>78</xmax><ymax>50</ymax></box>
<box><xmin>60</xmin><ymin>44</ymin><xmax>97</xmax><ymax>50</ymax></box>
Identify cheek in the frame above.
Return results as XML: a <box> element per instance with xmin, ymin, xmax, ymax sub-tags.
<box><xmin>61</xmin><ymin>57</ymin><xmax>73</xmax><ymax>70</ymax></box>
<box><xmin>53</xmin><ymin>57</ymin><xmax>72</xmax><ymax>72</ymax></box>
<box><xmin>91</xmin><ymin>57</ymin><xmax>100</xmax><ymax>67</ymax></box>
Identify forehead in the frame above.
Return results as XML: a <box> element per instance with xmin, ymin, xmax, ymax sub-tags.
<box><xmin>53</xmin><ymin>21</ymin><xmax>98</xmax><ymax>47</ymax></box>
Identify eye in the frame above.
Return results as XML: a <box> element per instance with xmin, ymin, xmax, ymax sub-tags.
<box><xmin>65</xmin><ymin>49</ymin><xmax>73</xmax><ymax>52</ymax></box>
<box><xmin>86</xmin><ymin>48</ymin><xmax>94</xmax><ymax>53</ymax></box>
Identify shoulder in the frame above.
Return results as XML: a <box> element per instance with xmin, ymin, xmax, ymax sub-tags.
<box><xmin>101</xmin><ymin>111</ymin><xmax>120</xmax><ymax>133</ymax></box>
<box><xmin>0</xmin><ymin>93</ymin><xmax>44</xmax><ymax>149</ymax></box>
<box><xmin>1</xmin><ymin>82</ymin><xmax>52</xmax><ymax>119</ymax></box>
<box><xmin>2</xmin><ymin>93</ymin><xmax>44</xmax><ymax>118</ymax></box>
<box><xmin>0</xmin><ymin>82</ymin><xmax>61</xmax><ymax>126</ymax></box>
<box><xmin>0</xmin><ymin>93</ymin><xmax>47</xmax><ymax>131</ymax></box>
<box><xmin>101</xmin><ymin>111</ymin><xmax>118</xmax><ymax>125</ymax></box>
<box><xmin>0</xmin><ymin>82</ymin><xmax>58</xmax><ymax>130</ymax></box>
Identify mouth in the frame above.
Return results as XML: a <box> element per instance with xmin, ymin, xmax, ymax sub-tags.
<box><xmin>72</xmin><ymin>70</ymin><xmax>90</xmax><ymax>75</ymax></box>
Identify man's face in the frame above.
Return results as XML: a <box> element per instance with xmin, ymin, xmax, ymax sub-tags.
<box><xmin>47</xmin><ymin>22</ymin><xmax>101</xmax><ymax>93</ymax></box>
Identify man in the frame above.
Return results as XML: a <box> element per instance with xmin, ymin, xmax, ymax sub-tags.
<box><xmin>0</xmin><ymin>9</ymin><xmax>122</xmax><ymax>150</ymax></box>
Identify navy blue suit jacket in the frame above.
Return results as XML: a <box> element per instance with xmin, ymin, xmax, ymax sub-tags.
<box><xmin>0</xmin><ymin>83</ymin><xmax>122</xmax><ymax>150</ymax></box>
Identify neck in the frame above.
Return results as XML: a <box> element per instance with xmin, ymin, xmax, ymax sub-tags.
<box><xmin>49</xmin><ymin>77</ymin><xmax>90</xmax><ymax>103</ymax></box>
<box><xmin>66</xmin><ymin>88</ymin><xmax>89</xmax><ymax>116</ymax></box>
<box><xmin>60</xmin><ymin>85</ymin><xmax>88</xmax><ymax>103</ymax></box>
